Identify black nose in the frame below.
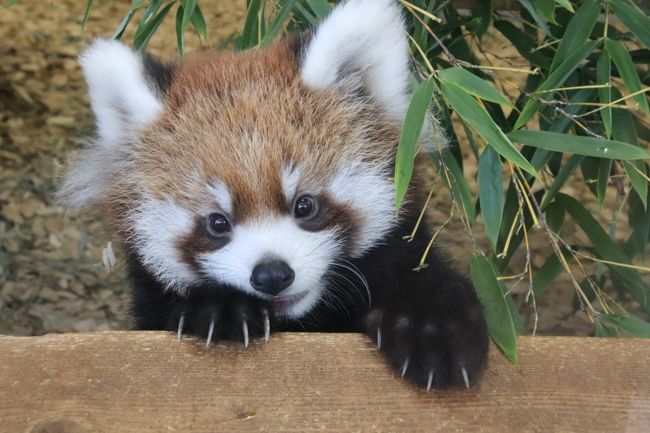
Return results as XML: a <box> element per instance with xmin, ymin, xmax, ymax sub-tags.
<box><xmin>250</xmin><ymin>260</ymin><xmax>295</xmax><ymax>296</ymax></box>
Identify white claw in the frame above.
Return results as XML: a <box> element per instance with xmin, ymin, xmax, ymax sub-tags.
<box><xmin>177</xmin><ymin>314</ymin><xmax>185</xmax><ymax>341</ymax></box>
<box><xmin>262</xmin><ymin>309</ymin><xmax>270</xmax><ymax>343</ymax></box>
<box><xmin>376</xmin><ymin>327</ymin><xmax>382</xmax><ymax>350</ymax></box>
<box><xmin>461</xmin><ymin>367</ymin><xmax>470</xmax><ymax>389</ymax></box>
<box><xmin>426</xmin><ymin>370</ymin><xmax>434</xmax><ymax>392</ymax></box>
<box><xmin>242</xmin><ymin>320</ymin><xmax>249</xmax><ymax>348</ymax></box>
<box><xmin>206</xmin><ymin>317</ymin><xmax>215</xmax><ymax>347</ymax></box>
<box><xmin>400</xmin><ymin>359</ymin><xmax>409</xmax><ymax>377</ymax></box>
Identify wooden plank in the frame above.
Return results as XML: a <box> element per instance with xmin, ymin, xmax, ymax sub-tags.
<box><xmin>1</xmin><ymin>332</ymin><xmax>648</xmax><ymax>433</ymax></box>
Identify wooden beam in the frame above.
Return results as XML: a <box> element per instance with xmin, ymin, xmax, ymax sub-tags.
<box><xmin>1</xmin><ymin>332</ymin><xmax>648</xmax><ymax>432</ymax></box>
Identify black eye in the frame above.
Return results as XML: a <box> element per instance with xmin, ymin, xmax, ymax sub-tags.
<box><xmin>294</xmin><ymin>195</ymin><xmax>317</xmax><ymax>219</ymax></box>
<box><xmin>207</xmin><ymin>213</ymin><xmax>231</xmax><ymax>236</ymax></box>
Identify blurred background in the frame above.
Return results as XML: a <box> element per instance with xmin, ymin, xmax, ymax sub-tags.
<box><xmin>1</xmin><ymin>0</ymin><xmax>648</xmax><ymax>337</ymax></box>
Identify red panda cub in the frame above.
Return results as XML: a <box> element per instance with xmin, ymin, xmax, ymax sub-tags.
<box><xmin>59</xmin><ymin>0</ymin><xmax>488</xmax><ymax>389</ymax></box>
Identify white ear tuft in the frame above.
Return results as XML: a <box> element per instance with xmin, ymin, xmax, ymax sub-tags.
<box><xmin>80</xmin><ymin>39</ymin><xmax>163</xmax><ymax>144</ymax></box>
<box><xmin>300</xmin><ymin>0</ymin><xmax>411</xmax><ymax>120</ymax></box>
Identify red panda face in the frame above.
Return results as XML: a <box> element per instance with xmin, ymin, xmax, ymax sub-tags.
<box><xmin>60</xmin><ymin>0</ymin><xmax>423</xmax><ymax>318</ymax></box>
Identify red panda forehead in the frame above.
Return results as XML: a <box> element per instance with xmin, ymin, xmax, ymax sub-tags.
<box><xmin>132</xmin><ymin>39</ymin><xmax>400</xmax><ymax>220</ymax></box>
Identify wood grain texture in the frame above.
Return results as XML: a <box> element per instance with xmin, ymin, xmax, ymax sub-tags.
<box><xmin>1</xmin><ymin>332</ymin><xmax>649</xmax><ymax>433</ymax></box>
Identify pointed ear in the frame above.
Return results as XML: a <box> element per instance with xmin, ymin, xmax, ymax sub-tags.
<box><xmin>79</xmin><ymin>39</ymin><xmax>170</xmax><ymax>143</ymax></box>
<box><xmin>300</xmin><ymin>0</ymin><xmax>411</xmax><ymax>121</ymax></box>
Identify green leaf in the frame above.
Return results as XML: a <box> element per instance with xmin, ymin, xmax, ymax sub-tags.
<box><xmin>304</xmin><ymin>0</ymin><xmax>331</xmax><ymax>19</ymax></box>
<box><xmin>596</xmin><ymin>158</ymin><xmax>612</xmax><ymax>207</ymax></box>
<box><xmin>555</xmin><ymin>194</ymin><xmax>650</xmax><ymax>312</ymax></box>
<box><xmin>180</xmin><ymin>0</ymin><xmax>197</xmax><ymax>31</ymax></box>
<box><xmin>135</xmin><ymin>0</ymin><xmax>164</xmax><ymax>38</ymax></box>
<box><xmin>395</xmin><ymin>78</ymin><xmax>435</xmax><ymax>210</ymax></box>
<box><xmin>469</xmin><ymin>0</ymin><xmax>492</xmax><ymax>38</ymax></box>
<box><xmin>600</xmin><ymin>314</ymin><xmax>650</xmax><ymax>338</ymax></box>
<box><xmin>190</xmin><ymin>4</ymin><xmax>208</xmax><ymax>39</ymax></box>
<box><xmin>261</xmin><ymin>0</ymin><xmax>296</xmax><ymax>46</ymax></box>
<box><xmin>541</xmin><ymin>154</ymin><xmax>584</xmax><ymax>209</ymax></box>
<box><xmin>436</xmin><ymin>149</ymin><xmax>477</xmax><ymax>226</ymax></box>
<box><xmin>515</xmin><ymin>39</ymin><xmax>600</xmax><ymax>129</ymax></box>
<box><xmin>531</xmin><ymin>0</ymin><xmax>556</xmax><ymax>23</ymax></box>
<box><xmin>494</xmin><ymin>20</ymin><xmax>550</xmax><ymax>69</ymax></box>
<box><xmin>508</xmin><ymin>130</ymin><xmax>650</xmax><ymax>160</ymax></box>
<box><xmin>112</xmin><ymin>9</ymin><xmax>137</xmax><ymax>40</ymax></box>
<box><xmin>549</xmin><ymin>0</ymin><xmax>600</xmax><ymax>72</ymax></box>
<box><xmin>610</xmin><ymin>0</ymin><xmax>650</xmax><ymax>50</ymax></box>
<box><xmin>133</xmin><ymin>2</ymin><xmax>173</xmax><ymax>51</ymax></box>
<box><xmin>470</xmin><ymin>254</ymin><xmax>518</xmax><ymax>364</ymax></box>
<box><xmin>240</xmin><ymin>0</ymin><xmax>262</xmax><ymax>49</ymax></box>
<box><xmin>623</xmin><ymin>161</ymin><xmax>648</xmax><ymax>209</ymax></box>
<box><xmin>478</xmin><ymin>147</ymin><xmax>504</xmax><ymax>251</ymax></box>
<box><xmin>437</xmin><ymin>67</ymin><xmax>513</xmax><ymax>107</ymax></box>
<box><xmin>553</xmin><ymin>0</ymin><xmax>574</xmax><ymax>12</ymax></box>
<box><xmin>532</xmin><ymin>248</ymin><xmax>570</xmax><ymax>296</ymax></box>
<box><xmin>81</xmin><ymin>0</ymin><xmax>93</xmax><ymax>31</ymax></box>
<box><xmin>175</xmin><ymin>5</ymin><xmax>185</xmax><ymax>56</ymax></box>
<box><xmin>605</xmin><ymin>39</ymin><xmax>650</xmax><ymax>116</ymax></box>
<box><xmin>596</xmin><ymin>51</ymin><xmax>612</xmax><ymax>139</ymax></box>
<box><xmin>441</xmin><ymin>82</ymin><xmax>536</xmax><ymax>176</ymax></box>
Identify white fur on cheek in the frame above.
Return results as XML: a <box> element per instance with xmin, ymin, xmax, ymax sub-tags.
<box><xmin>329</xmin><ymin>160</ymin><xmax>397</xmax><ymax>256</ymax></box>
<box><xmin>301</xmin><ymin>0</ymin><xmax>411</xmax><ymax>120</ymax></box>
<box><xmin>130</xmin><ymin>199</ymin><xmax>196</xmax><ymax>293</ymax></box>
<box><xmin>198</xmin><ymin>217</ymin><xmax>340</xmax><ymax>318</ymax></box>
<box><xmin>281</xmin><ymin>164</ymin><xmax>302</xmax><ymax>201</ymax></box>
<box><xmin>80</xmin><ymin>39</ymin><xmax>163</xmax><ymax>144</ymax></box>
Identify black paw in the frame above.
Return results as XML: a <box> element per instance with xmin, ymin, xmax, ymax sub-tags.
<box><xmin>365</xmin><ymin>301</ymin><xmax>489</xmax><ymax>390</ymax></box>
<box><xmin>167</xmin><ymin>291</ymin><xmax>273</xmax><ymax>347</ymax></box>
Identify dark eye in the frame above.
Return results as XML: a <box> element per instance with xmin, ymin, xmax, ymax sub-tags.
<box><xmin>207</xmin><ymin>213</ymin><xmax>231</xmax><ymax>236</ymax></box>
<box><xmin>294</xmin><ymin>195</ymin><xmax>317</xmax><ymax>219</ymax></box>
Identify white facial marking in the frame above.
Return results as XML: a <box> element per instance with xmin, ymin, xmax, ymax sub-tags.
<box><xmin>207</xmin><ymin>180</ymin><xmax>233</xmax><ymax>215</ymax></box>
<box><xmin>130</xmin><ymin>199</ymin><xmax>196</xmax><ymax>293</ymax></box>
<box><xmin>301</xmin><ymin>0</ymin><xmax>411</xmax><ymax>121</ymax></box>
<box><xmin>198</xmin><ymin>217</ymin><xmax>340</xmax><ymax>318</ymax></box>
<box><xmin>329</xmin><ymin>160</ymin><xmax>397</xmax><ymax>255</ymax></box>
<box><xmin>281</xmin><ymin>165</ymin><xmax>302</xmax><ymax>201</ymax></box>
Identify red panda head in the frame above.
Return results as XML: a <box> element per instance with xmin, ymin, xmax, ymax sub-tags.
<box><xmin>60</xmin><ymin>0</ymin><xmax>428</xmax><ymax>318</ymax></box>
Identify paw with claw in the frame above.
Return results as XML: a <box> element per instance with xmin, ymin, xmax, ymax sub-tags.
<box><xmin>168</xmin><ymin>291</ymin><xmax>272</xmax><ymax>347</ymax></box>
<box><xmin>365</xmin><ymin>299</ymin><xmax>489</xmax><ymax>390</ymax></box>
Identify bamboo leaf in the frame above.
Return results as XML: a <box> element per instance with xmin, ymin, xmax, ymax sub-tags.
<box><xmin>515</xmin><ymin>39</ymin><xmax>600</xmax><ymax>129</ymax></box>
<box><xmin>549</xmin><ymin>0</ymin><xmax>599</xmax><ymax>72</ymax></box>
<box><xmin>240</xmin><ymin>0</ymin><xmax>262</xmax><ymax>49</ymax></box>
<box><xmin>437</xmin><ymin>67</ymin><xmax>513</xmax><ymax>107</ymax></box>
<box><xmin>541</xmin><ymin>154</ymin><xmax>584</xmax><ymax>209</ymax></box>
<box><xmin>133</xmin><ymin>2</ymin><xmax>173</xmax><ymax>51</ymax></box>
<box><xmin>508</xmin><ymin>130</ymin><xmax>650</xmax><ymax>160</ymax></box>
<box><xmin>555</xmin><ymin>194</ymin><xmax>650</xmax><ymax>312</ymax></box>
<box><xmin>600</xmin><ymin>314</ymin><xmax>650</xmax><ymax>338</ymax></box>
<box><xmin>441</xmin><ymin>82</ymin><xmax>536</xmax><ymax>175</ymax></box>
<box><xmin>261</xmin><ymin>0</ymin><xmax>296</xmax><ymax>46</ymax></box>
<box><xmin>305</xmin><ymin>0</ymin><xmax>331</xmax><ymax>19</ymax></box>
<box><xmin>81</xmin><ymin>0</ymin><xmax>93</xmax><ymax>30</ymax></box>
<box><xmin>190</xmin><ymin>4</ymin><xmax>208</xmax><ymax>39</ymax></box>
<box><xmin>553</xmin><ymin>0</ymin><xmax>574</xmax><ymax>12</ymax></box>
<box><xmin>531</xmin><ymin>0</ymin><xmax>556</xmax><ymax>23</ymax></box>
<box><xmin>395</xmin><ymin>78</ymin><xmax>435</xmax><ymax>210</ymax></box>
<box><xmin>175</xmin><ymin>5</ymin><xmax>185</xmax><ymax>56</ymax></box>
<box><xmin>470</xmin><ymin>254</ymin><xmax>518</xmax><ymax>364</ymax></box>
<box><xmin>596</xmin><ymin>51</ymin><xmax>612</xmax><ymax>139</ymax></box>
<box><xmin>436</xmin><ymin>149</ymin><xmax>477</xmax><ymax>226</ymax></box>
<box><xmin>180</xmin><ymin>0</ymin><xmax>197</xmax><ymax>31</ymax></box>
<box><xmin>610</xmin><ymin>0</ymin><xmax>650</xmax><ymax>50</ymax></box>
<box><xmin>478</xmin><ymin>147</ymin><xmax>504</xmax><ymax>251</ymax></box>
<box><xmin>604</xmin><ymin>39</ymin><xmax>650</xmax><ymax>116</ymax></box>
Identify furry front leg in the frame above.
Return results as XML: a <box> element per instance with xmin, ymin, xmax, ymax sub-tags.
<box><xmin>129</xmin><ymin>259</ymin><xmax>273</xmax><ymax>346</ymax></box>
<box><xmin>356</xmin><ymin>229</ymin><xmax>489</xmax><ymax>389</ymax></box>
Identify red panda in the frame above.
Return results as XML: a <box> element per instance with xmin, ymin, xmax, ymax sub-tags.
<box><xmin>59</xmin><ymin>0</ymin><xmax>488</xmax><ymax>390</ymax></box>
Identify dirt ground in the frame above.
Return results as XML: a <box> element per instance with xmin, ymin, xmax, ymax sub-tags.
<box><xmin>0</xmin><ymin>1</ymin><xmax>645</xmax><ymax>337</ymax></box>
